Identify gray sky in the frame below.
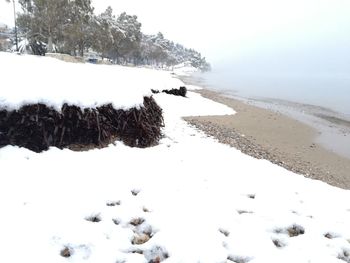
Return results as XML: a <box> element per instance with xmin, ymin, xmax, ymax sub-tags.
<box><xmin>0</xmin><ymin>1</ymin><xmax>15</xmax><ymax>27</ymax></box>
<box><xmin>1</xmin><ymin>0</ymin><xmax>350</xmax><ymax>67</ymax></box>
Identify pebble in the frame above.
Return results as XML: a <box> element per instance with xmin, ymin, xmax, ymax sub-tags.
<box><xmin>185</xmin><ymin>118</ymin><xmax>326</xmax><ymax>180</ymax></box>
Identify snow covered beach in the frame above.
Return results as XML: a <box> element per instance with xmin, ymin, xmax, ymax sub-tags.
<box><xmin>1</xmin><ymin>53</ymin><xmax>350</xmax><ymax>263</ymax></box>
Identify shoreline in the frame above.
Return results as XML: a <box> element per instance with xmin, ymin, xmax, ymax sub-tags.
<box><xmin>184</xmin><ymin>88</ymin><xmax>350</xmax><ymax>190</ymax></box>
<box><xmin>180</xmin><ymin>75</ymin><xmax>350</xmax><ymax>159</ymax></box>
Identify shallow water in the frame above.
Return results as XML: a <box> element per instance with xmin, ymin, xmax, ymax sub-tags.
<box><xmin>198</xmin><ymin>70</ymin><xmax>350</xmax><ymax>117</ymax></box>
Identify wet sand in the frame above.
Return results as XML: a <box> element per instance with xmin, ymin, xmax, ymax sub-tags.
<box><xmin>185</xmin><ymin>89</ymin><xmax>350</xmax><ymax>190</ymax></box>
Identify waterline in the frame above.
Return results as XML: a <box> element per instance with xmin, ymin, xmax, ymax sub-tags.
<box><xmin>183</xmin><ymin>73</ymin><xmax>350</xmax><ymax>159</ymax></box>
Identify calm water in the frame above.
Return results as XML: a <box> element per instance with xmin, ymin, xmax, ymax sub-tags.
<box><xmin>199</xmin><ymin>70</ymin><xmax>350</xmax><ymax>117</ymax></box>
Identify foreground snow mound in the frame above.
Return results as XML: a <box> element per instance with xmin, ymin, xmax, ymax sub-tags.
<box><xmin>0</xmin><ymin>52</ymin><xmax>182</xmax><ymax>151</ymax></box>
<box><xmin>0</xmin><ymin>52</ymin><xmax>182</xmax><ymax>111</ymax></box>
<box><xmin>0</xmin><ymin>59</ymin><xmax>349</xmax><ymax>263</ymax></box>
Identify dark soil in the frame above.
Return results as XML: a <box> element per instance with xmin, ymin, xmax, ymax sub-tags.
<box><xmin>0</xmin><ymin>96</ymin><xmax>163</xmax><ymax>152</ymax></box>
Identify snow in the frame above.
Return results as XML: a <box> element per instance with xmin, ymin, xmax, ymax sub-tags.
<box><xmin>185</xmin><ymin>84</ymin><xmax>203</xmax><ymax>91</ymax></box>
<box><xmin>1</xmin><ymin>53</ymin><xmax>350</xmax><ymax>263</ymax></box>
<box><xmin>172</xmin><ymin>62</ymin><xmax>199</xmax><ymax>76</ymax></box>
<box><xmin>0</xmin><ymin>52</ymin><xmax>182</xmax><ymax>111</ymax></box>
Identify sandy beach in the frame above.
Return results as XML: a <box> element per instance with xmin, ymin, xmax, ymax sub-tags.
<box><xmin>185</xmin><ymin>89</ymin><xmax>350</xmax><ymax>189</ymax></box>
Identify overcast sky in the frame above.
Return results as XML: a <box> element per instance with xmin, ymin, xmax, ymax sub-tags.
<box><xmin>1</xmin><ymin>0</ymin><xmax>350</xmax><ymax>68</ymax></box>
<box><xmin>91</xmin><ymin>0</ymin><xmax>350</xmax><ymax>67</ymax></box>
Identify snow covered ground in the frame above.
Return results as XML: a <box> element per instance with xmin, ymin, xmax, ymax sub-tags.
<box><xmin>172</xmin><ymin>62</ymin><xmax>199</xmax><ymax>76</ymax></box>
<box><xmin>0</xmin><ymin>53</ymin><xmax>350</xmax><ymax>263</ymax></box>
<box><xmin>0</xmin><ymin>52</ymin><xmax>183</xmax><ymax>110</ymax></box>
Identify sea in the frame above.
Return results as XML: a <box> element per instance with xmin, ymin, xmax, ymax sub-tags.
<box><xmin>198</xmin><ymin>70</ymin><xmax>350</xmax><ymax>116</ymax></box>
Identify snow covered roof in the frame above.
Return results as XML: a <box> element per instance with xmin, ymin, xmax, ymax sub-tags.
<box><xmin>0</xmin><ymin>52</ymin><xmax>183</xmax><ymax>111</ymax></box>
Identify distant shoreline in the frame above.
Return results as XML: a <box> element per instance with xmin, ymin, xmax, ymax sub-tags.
<box><xmin>179</xmin><ymin>76</ymin><xmax>350</xmax><ymax>189</ymax></box>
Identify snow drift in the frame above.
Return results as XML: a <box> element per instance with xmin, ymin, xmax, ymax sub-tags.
<box><xmin>0</xmin><ymin>52</ymin><xmax>177</xmax><ymax>151</ymax></box>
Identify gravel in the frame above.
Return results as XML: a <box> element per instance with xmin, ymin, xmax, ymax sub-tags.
<box><xmin>184</xmin><ymin>117</ymin><xmax>327</xmax><ymax>180</ymax></box>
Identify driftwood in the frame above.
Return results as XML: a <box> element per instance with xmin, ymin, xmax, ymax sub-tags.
<box><xmin>0</xmin><ymin>96</ymin><xmax>163</xmax><ymax>152</ymax></box>
<box><xmin>152</xmin><ymin>86</ymin><xmax>187</xmax><ymax>97</ymax></box>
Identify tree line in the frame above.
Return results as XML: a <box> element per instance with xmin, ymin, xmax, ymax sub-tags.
<box><xmin>8</xmin><ymin>0</ymin><xmax>210</xmax><ymax>71</ymax></box>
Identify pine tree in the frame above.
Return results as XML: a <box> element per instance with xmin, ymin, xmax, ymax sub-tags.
<box><xmin>64</xmin><ymin>0</ymin><xmax>94</xmax><ymax>56</ymax></box>
<box><xmin>15</xmin><ymin>0</ymin><xmax>211</xmax><ymax>70</ymax></box>
<box><xmin>113</xmin><ymin>12</ymin><xmax>142</xmax><ymax>64</ymax></box>
<box><xmin>17</xmin><ymin>0</ymin><xmax>69</xmax><ymax>53</ymax></box>
<box><xmin>92</xmin><ymin>6</ymin><xmax>119</xmax><ymax>60</ymax></box>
